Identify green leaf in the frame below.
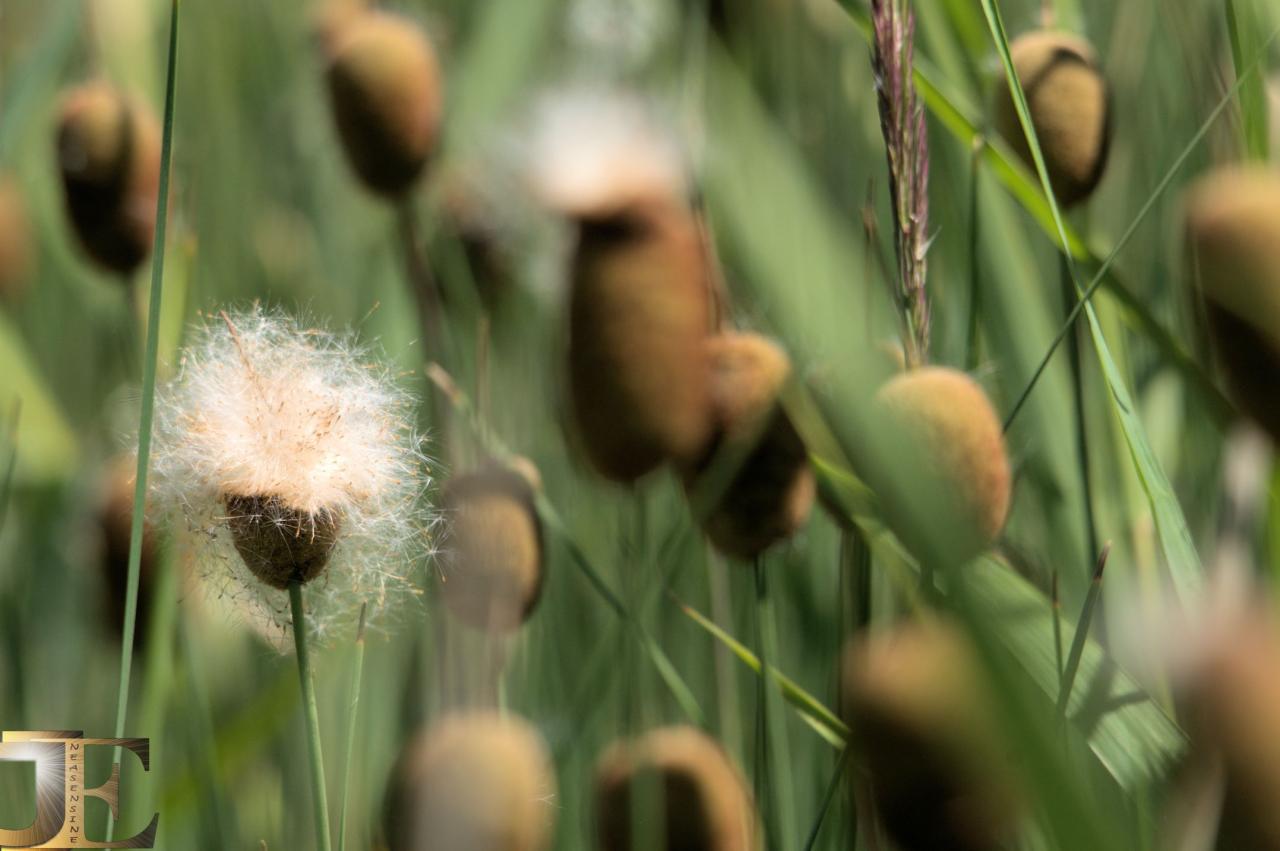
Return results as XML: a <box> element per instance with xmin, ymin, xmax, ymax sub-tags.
<box><xmin>1226</xmin><ymin>0</ymin><xmax>1271</xmax><ymax>161</ymax></box>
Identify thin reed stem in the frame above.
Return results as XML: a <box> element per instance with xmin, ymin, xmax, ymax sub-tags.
<box><xmin>1060</xmin><ymin>254</ymin><xmax>1101</xmax><ymax>587</ymax></box>
<box><xmin>291</xmin><ymin>581</ymin><xmax>334</xmax><ymax>851</ymax></box>
<box><xmin>755</xmin><ymin>556</ymin><xmax>798</xmax><ymax>851</ymax></box>
<box><xmin>336</xmin><ymin>603</ymin><xmax>368</xmax><ymax>851</ymax></box>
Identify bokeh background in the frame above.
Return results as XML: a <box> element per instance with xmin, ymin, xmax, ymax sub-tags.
<box><xmin>0</xmin><ymin>0</ymin><xmax>1277</xmax><ymax>848</ymax></box>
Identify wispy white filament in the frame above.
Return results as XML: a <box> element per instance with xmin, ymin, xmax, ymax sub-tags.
<box><xmin>152</xmin><ymin>306</ymin><xmax>435</xmax><ymax>647</ymax></box>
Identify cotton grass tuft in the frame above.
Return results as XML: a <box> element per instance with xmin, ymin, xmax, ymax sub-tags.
<box><xmin>152</xmin><ymin>306</ymin><xmax>436</xmax><ymax>646</ymax></box>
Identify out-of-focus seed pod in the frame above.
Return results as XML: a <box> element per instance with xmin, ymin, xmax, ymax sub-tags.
<box><xmin>98</xmin><ymin>456</ymin><xmax>159</xmax><ymax>643</ymax></box>
<box><xmin>441</xmin><ymin>175</ymin><xmax>513</xmax><ymax>309</ymax></box>
<box><xmin>841</xmin><ymin>621</ymin><xmax>1018</xmax><ymax>851</ymax></box>
<box><xmin>594</xmin><ymin>725</ymin><xmax>755</xmax><ymax>851</ymax></box>
<box><xmin>0</xmin><ymin>177</ymin><xmax>35</xmax><ymax>301</ymax></box>
<box><xmin>567</xmin><ymin>194</ymin><xmax>714</xmax><ymax>482</ymax></box>
<box><xmin>1185</xmin><ymin>167</ymin><xmax>1280</xmax><ymax>441</ymax></box>
<box><xmin>440</xmin><ymin>464</ymin><xmax>544</xmax><ymax>633</ymax></box>
<box><xmin>686</xmin><ymin>332</ymin><xmax>813</xmax><ymax>559</ymax></box>
<box><xmin>56</xmin><ymin>81</ymin><xmax>161</xmax><ymax>275</ymax></box>
<box><xmin>871</xmin><ymin>367</ymin><xmax>1011</xmax><ymax>565</ymax></box>
<box><xmin>324</xmin><ymin>10</ymin><xmax>443</xmax><ymax>197</ymax></box>
<box><xmin>223</xmin><ymin>494</ymin><xmax>341</xmax><ymax>589</ymax></box>
<box><xmin>384</xmin><ymin>711</ymin><xmax>556</xmax><ymax>851</ymax></box>
<box><xmin>992</xmin><ymin>31</ymin><xmax>1111</xmax><ymax>208</ymax></box>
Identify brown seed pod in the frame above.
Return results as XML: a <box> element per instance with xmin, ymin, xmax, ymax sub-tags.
<box><xmin>840</xmin><ymin>621</ymin><xmax>1017</xmax><ymax>851</ymax></box>
<box><xmin>992</xmin><ymin>31</ymin><xmax>1111</xmax><ymax>208</ymax></box>
<box><xmin>567</xmin><ymin>195</ymin><xmax>714</xmax><ymax>482</ymax></box>
<box><xmin>687</xmin><ymin>332</ymin><xmax>814</xmax><ymax>559</ymax></box>
<box><xmin>871</xmin><ymin>367</ymin><xmax>1011</xmax><ymax>565</ymax></box>
<box><xmin>324</xmin><ymin>10</ymin><xmax>443</xmax><ymax>198</ymax></box>
<box><xmin>223</xmin><ymin>494</ymin><xmax>341</xmax><ymax>590</ymax></box>
<box><xmin>56</xmin><ymin>81</ymin><xmax>161</xmax><ymax>275</ymax></box>
<box><xmin>0</xmin><ymin>177</ymin><xmax>35</xmax><ymax>301</ymax></box>
<box><xmin>384</xmin><ymin>711</ymin><xmax>556</xmax><ymax>851</ymax></box>
<box><xmin>440</xmin><ymin>465</ymin><xmax>544</xmax><ymax>633</ymax></box>
<box><xmin>594</xmin><ymin>725</ymin><xmax>755</xmax><ymax>851</ymax></box>
<box><xmin>1184</xmin><ymin>167</ymin><xmax>1280</xmax><ymax>441</ymax></box>
<box><xmin>98</xmin><ymin>456</ymin><xmax>160</xmax><ymax>643</ymax></box>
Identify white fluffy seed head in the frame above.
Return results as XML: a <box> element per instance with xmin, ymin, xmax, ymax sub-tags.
<box><xmin>152</xmin><ymin>306</ymin><xmax>436</xmax><ymax>647</ymax></box>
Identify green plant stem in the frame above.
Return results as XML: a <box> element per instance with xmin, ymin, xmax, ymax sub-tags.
<box><xmin>291</xmin><ymin>581</ymin><xmax>334</xmax><ymax>851</ymax></box>
<box><xmin>755</xmin><ymin>557</ymin><xmax>797</xmax><ymax>851</ymax></box>
<box><xmin>1060</xmin><ymin>255</ymin><xmax>1101</xmax><ymax>581</ymax></box>
<box><xmin>1057</xmin><ymin>543</ymin><xmax>1110</xmax><ymax>716</ymax></box>
<box><xmin>106</xmin><ymin>0</ymin><xmax>179</xmax><ymax>839</ymax></box>
<box><xmin>801</xmin><ymin>746</ymin><xmax>851</xmax><ymax>851</ymax></box>
<box><xmin>336</xmin><ymin>603</ymin><xmax>367</xmax><ymax>851</ymax></box>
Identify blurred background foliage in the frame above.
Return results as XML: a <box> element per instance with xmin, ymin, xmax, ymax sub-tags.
<box><xmin>0</xmin><ymin>0</ymin><xmax>1276</xmax><ymax>848</ymax></box>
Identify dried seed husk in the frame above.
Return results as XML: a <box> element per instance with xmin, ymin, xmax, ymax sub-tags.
<box><xmin>568</xmin><ymin>197</ymin><xmax>714</xmax><ymax>482</ymax></box>
<box><xmin>871</xmin><ymin>367</ymin><xmax>1011</xmax><ymax>566</ymax></box>
<box><xmin>992</xmin><ymin>31</ymin><xmax>1111</xmax><ymax>208</ymax></box>
<box><xmin>223</xmin><ymin>493</ymin><xmax>341</xmax><ymax>589</ymax></box>
<box><xmin>325</xmin><ymin>10</ymin><xmax>443</xmax><ymax>197</ymax></box>
<box><xmin>1184</xmin><ymin>167</ymin><xmax>1280</xmax><ymax>440</ymax></box>
<box><xmin>384</xmin><ymin>711</ymin><xmax>555</xmax><ymax>851</ymax></box>
<box><xmin>594</xmin><ymin>725</ymin><xmax>755</xmax><ymax>851</ymax></box>
<box><xmin>56</xmin><ymin>82</ymin><xmax>161</xmax><ymax>275</ymax></box>
<box><xmin>0</xmin><ymin>177</ymin><xmax>35</xmax><ymax>301</ymax></box>
<box><xmin>440</xmin><ymin>466</ymin><xmax>544</xmax><ymax>633</ymax></box>
<box><xmin>687</xmin><ymin>332</ymin><xmax>814</xmax><ymax>559</ymax></box>
<box><xmin>841</xmin><ymin>621</ymin><xmax>1018</xmax><ymax>851</ymax></box>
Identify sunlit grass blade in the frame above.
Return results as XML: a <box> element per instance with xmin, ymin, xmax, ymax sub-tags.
<box><xmin>109</xmin><ymin>2</ymin><xmax>180</xmax><ymax>843</ymax></box>
<box><xmin>1226</xmin><ymin>0</ymin><xmax>1270</xmax><ymax>161</ymax></box>
<box><xmin>1057</xmin><ymin>543</ymin><xmax>1110</xmax><ymax>716</ymax></box>
<box><xmin>673</xmin><ymin>595</ymin><xmax>848</xmax><ymax>748</ymax></box>
<box><xmin>978</xmin><ymin>0</ymin><xmax>1204</xmax><ymax>604</ymax></box>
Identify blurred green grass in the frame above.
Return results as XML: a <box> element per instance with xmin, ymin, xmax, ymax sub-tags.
<box><xmin>0</xmin><ymin>0</ymin><xmax>1270</xmax><ymax>848</ymax></box>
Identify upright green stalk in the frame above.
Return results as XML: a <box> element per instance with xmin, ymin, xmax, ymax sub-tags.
<box><xmin>291</xmin><ymin>581</ymin><xmax>334</xmax><ymax>851</ymax></box>
<box><xmin>336</xmin><ymin>604</ymin><xmax>368</xmax><ymax>851</ymax></box>
<box><xmin>106</xmin><ymin>0</ymin><xmax>179</xmax><ymax>840</ymax></box>
<box><xmin>755</xmin><ymin>558</ymin><xmax>797</xmax><ymax>851</ymax></box>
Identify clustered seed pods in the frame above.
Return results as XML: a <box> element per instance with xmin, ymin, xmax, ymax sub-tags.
<box><xmin>841</xmin><ymin>621</ymin><xmax>1018</xmax><ymax>851</ymax></box>
<box><xmin>440</xmin><ymin>463</ymin><xmax>544</xmax><ymax>633</ymax></box>
<box><xmin>0</xmin><ymin>176</ymin><xmax>34</xmax><ymax>301</ymax></box>
<box><xmin>871</xmin><ymin>367</ymin><xmax>1011</xmax><ymax>565</ymax></box>
<box><xmin>1184</xmin><ymin>167</ymin><xmax>1280</xmax><ymax>442</ymax></box>
<box><xmin>687</xmin><ymin>332</ymin><xmax>814</xmax><ymax>559</ymax></box>
<box><xmin>993</xmin><ymin>31</ymin><xmax>1111</xmax><ymax>208</ymax></box>
<box><xmin>566</xmin><ymin>192</ymin><xmax>714</xmax><ymax>482</ymax></box>
<box><xmin>55</xmin><ymin>81</ymin><xmax>161</xmax><ymax>275</ymax></box>
<box><xmin>324</xmin><ymin>9</ymin><xmax>443</xmax><ymax>197</ymax></box>
<box><xmin>594</xmin><ymin>725</ymin><xmax>755</xmax><ymax>851</ymax></box>
<box><xmin>384</xmin><ymin>711</ymin><xmax>555</xmax><ymax>851</ymax></box>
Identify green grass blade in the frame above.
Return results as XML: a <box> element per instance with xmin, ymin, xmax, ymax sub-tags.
<box><xmin>674</xmin><ymin>596</ymin><xmax>848</xmax><ymax>748</ymax></box>
<box><xmin>1057</xmin><ymin>544</ymin><xmax>1110</xmax><ymax>715</ymax></box>
<box><xmin>978</xmin><ymin>0</ymin><xmax>1204</xmax><ymax>604</ymax></box>
<box><xmin>112</xmin><ymin>0</ymin><xmax>180</xmax><ymax>744</ymax></box>
<box><xmin>1226</xmin><ymin>0</ymin><xmax>1270</xmax><ymax>160</ymax></box>
<box><xmin>336</xmin><ymin>605</ymin><xmax>368</xmax><ymax>851</ymax></box>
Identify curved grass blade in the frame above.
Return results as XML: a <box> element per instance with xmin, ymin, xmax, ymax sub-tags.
<box><xmin>978</xmin><ymin>0</ymin><xmax>1204</xmax><ymax>604</ymax></box>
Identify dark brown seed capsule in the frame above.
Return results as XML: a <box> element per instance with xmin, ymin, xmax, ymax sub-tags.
<box><xmin>0</xmin><ymin>177</ymin><xmax>35</xmax><ymax>301</ymax></box>
<box><xmin>384</xmin><ymin>711</ymin><xmax>556</xmax><ymax>851</ymax></box>
<box><xmin>567</xmin><ymin>196</ymin><xmax>714</xmax><ymax>482</ymax></box>
<box><xmin>223</xmin><ymin>494</ymin><xmax>340</xmax><ymax>589</ymax></box>
<box><xmin>1184</xmin><ymin>167</ymin><xmax>1280</xmax><ymax>441</ymax></box>
<box><xmin>871</xmin><ymin>367</ymin><xmax>1011</xmax><ymax>566</ymax></box>
<box><xmin>687</xmin><ymin>332</ymin><xmax>814</xmax><ymax>559</ymax></box>
<box><xmin>992</xmin><ymin>31</ymin><xmax>1111</xmax><ymax>208</ymax></box>
<box><xmin>325</xmin><ymin>11</ymin><xmax>443</xmax><ymax>197</ymax></box>
<box><xmin>841</xmin><ymin>621</ymin><xmax>1017</xmax><ymax>851</ymax></box>
<box><xmin>56</xmin><ymin>82</ymin><xmax>161</xmax><ymax>275</ymax></box>
<box><xmin>440</xmin><ymin>465</ymin><xmax>544</xmax><ymax>633</ymax></box>
<box><xmin>594</xmin><ymin>725</ymin><xmax>755</xmax><ymax>851</ymax></box>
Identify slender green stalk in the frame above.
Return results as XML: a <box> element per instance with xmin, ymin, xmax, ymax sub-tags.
<box><xmin>1057</xmin><ymin>543</ymin><xmax>1110</xmax><ymax>716</ymax></box>
<box><xmin>1059</xmin><ymin>254</ymin><xmax>1101</xmax><ymax>578</ymax></box>
<box><xmin>290</xmin><ymin>581</ymin><xmax>334</xmax><ymax>851</ymax></box>
<box><xmin>336</xmin><ymin>603</ymin><xmax>368</xmax><ymax>851</ymax></box>
<box><xmin>801</xmin><ymin>746</ymin><xmax>851</xmax><ymax>851</ymax></box>
<box><xmin>106</xmin><ymin>0</ymin><xmax>179</xmax><ymax>839</ymax></box>
<box><xmin>755</xmin><ymin>558</ymin><xmax>797</xmax><ymax>851</ymax></box>
<box><xmin>964</xmin><ymin>141</ymin><xmax>982</xmax><ymax>372</ymax></box>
